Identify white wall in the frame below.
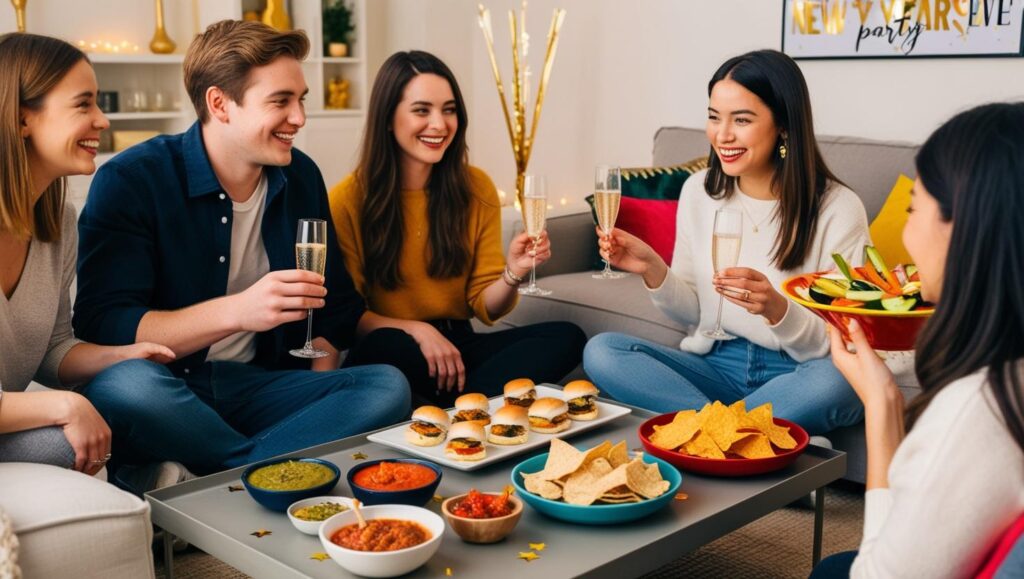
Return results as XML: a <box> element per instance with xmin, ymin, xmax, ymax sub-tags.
<box><xmin>368</xmin><ymin>0</ymin><xmax>1024</xmax><ymax>204</ymax></box>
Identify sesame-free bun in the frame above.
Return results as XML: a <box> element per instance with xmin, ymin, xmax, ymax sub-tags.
<box><xmin>563</xmin><ymin>380</ymin><xmax>600</xmax><ymax>399</ymax></box>
<box><xmin>412</xmin><ymin>405</ymin><xmax>451</xmax><ymax>429</ymax></box>
<box><xmin>528</xmin><ymin>397</ymin><xmax>568</xmax><ymax>419</ymax></box>
<box><xmin>503</xmin><ymin>378</ymin><xmax>536</xmax><ymax>398</ymax></box>
<box><xmin>454</xmin><ymin>392</ymin><xmax>489</xmax><ymax>411</ymax></box>
<box><xmin>405</xmin><ymin>428</ymin><xmax>445</xmax><ymax>446</ymax></box>
<box><xmin>488</xmin><ymin>405</ymin><xmax>529</xmax><ymax>445</ymax></box>
<box><xmin>445</xmin><ymin>421</ymin><xmax>487</xmax><ymax>461</ymax></box>
<box><xmin>568</xmin><ymin>406</ymin><xmax>599</xmax><ymax>421</ymax></box>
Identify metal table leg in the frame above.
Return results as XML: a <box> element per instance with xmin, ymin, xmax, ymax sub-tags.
<box><xmin>812</xmin><ymin>485</ymin><xmax>826</xmax><ymax>566</ymax></box>
<box><xmin>163</xmin><ymin>529</ymin><xmax>175</xmax><ymax>579</ymax></box>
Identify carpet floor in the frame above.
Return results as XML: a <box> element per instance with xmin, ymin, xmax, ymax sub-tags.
<box><xmin>154</xmin><ymin>481</ymin><xmax>864</xmax><ymax>579</ymax></box>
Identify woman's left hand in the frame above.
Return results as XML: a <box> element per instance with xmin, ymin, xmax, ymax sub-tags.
<box><xmin>713</xmin><ymin>267</ymin><xmax>789</xmax><ymax>325</ymax></box>
<box><xmin>507</xmin><ymin>230</ymin><xmax>551</xmax><ymax>274</ymax></box>
<box><xmin>117</xmin><ymin>342</ymin><xmax>177</xmax><ymax>365</ymax></box>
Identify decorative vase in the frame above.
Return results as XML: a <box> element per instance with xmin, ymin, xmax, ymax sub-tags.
<box><xmin>328</xmin><ymin>42</ymin><xmax>349</xmax><ymax>57</ymax></box>
<box><xmin>261</xmin><ymin>0</ymin><xmax>291</xmax><ymax>31</ymax></box>
<box><xmin>149</xmin><ymin>0</ymin><xmax>176</xmax><ymax>54</ymax></box>
<box><xmin>10</xmin><ymin>0</ymin><xmax>27</xmax><ymax>32</ymax></box>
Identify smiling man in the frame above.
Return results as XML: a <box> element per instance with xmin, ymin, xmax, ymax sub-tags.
<box><xmin>72</xmin><ymin>20</ymin><xmax>409</xmax><ymax>495</ymax></box>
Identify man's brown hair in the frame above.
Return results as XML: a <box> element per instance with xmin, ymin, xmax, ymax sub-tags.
<box><xmin>183</xmin><ymin>20</ymin><xmax>309</xmax><ymax>123</ymax></box>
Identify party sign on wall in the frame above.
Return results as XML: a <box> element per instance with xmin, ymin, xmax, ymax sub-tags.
<box><xmin>782</xmin><ymin>0</ymin><xmax>1024</xmax><ymax>58</ymax></box>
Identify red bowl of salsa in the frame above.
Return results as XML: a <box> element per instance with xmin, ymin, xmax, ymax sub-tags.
<box><xmin>441</xmin><ymin>490</ymin><xmax>523</xmax><ymax>544</ymax></box>
<box><xmin>346</xmin><ymin>459</ymin><xmax>442</xmax><ymax>507</ymax></box>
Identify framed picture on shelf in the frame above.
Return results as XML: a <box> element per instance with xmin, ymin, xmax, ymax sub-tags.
<box><xmin>781</xmin><ymin>0</ymin><xmax>1024</xmax><ymax>59</ymax></box>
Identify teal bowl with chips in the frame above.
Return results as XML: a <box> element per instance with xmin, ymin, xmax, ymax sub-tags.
<box><xmin>510</xmin><ymin>453</ymin><xmax>682</xmax><ymax>525</ymax></box>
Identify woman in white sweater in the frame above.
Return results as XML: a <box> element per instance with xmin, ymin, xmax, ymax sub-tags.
<box><xmin>0</xmin><ymin>34</ymin><xmax>172</xmax><ymax>476</ymax></box>
<box><xmin>583</xmin><ymin>50</ymin><xmax>869</xmax><ymax>435</ymax></box>
<box><xmin>809</xmin><ymin>104</ymin><xmax>1024</xmax><ymax>578</ymax></box>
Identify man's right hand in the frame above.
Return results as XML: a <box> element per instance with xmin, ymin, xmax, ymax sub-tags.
<box><xmin>233</xmin><ymin>270</ymin><xmax>328</xmax><ymax>332</ymax></box>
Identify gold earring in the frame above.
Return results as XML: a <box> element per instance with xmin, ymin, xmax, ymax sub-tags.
<box><xmin>779</xmin><ymin>139</ymin><xmax>787</xmax><ymax>160</ymax></box>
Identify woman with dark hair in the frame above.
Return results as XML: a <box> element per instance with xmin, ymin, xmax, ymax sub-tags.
<box><xmin>329</xmin><ymin>51</ymin><xmax>585</xmax><ymax>406</ymax></box>
<box><xmin>811</xmin><ymin>102</ymin><xmax>1024</xmax><ymax>577</ymax></box>
<box><xmin>0</xmin><ymin>33</ymin><xmax>173</xmax><ymax>474</ymax></box>
<box><xmin>583</xmin><ymin>50</ymin><xmax>868</xmax><ymax>434</ymax></box>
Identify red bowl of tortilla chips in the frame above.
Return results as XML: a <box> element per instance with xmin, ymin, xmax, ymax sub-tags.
<box><xmin>638</xmin><ymin>406</ymin><xmax>809</xmax><ymax>477</ymax></box>
<box><xmin>782</xmin><ymin>274</ymin><xmax>932</xmax><ymax>351</ymax></box>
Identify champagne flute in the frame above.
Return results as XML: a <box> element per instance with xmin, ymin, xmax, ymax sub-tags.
<box><xmin>289</xmin><ymin>218</ymin><xmax>330</xmax><ymax>359</ymax></box>
<box><xmin>702</xmin><ymin>208</ymin><xmax>743</xmax><ymax>340</ymax></box>
<box><xmin>519</xmin><ymin>175</ymin><xmax>552</xmax><ymax>296</ymax></box>
<box><xmin>592</xmin><ymin>165</ymin><xmax>626</xmax><ymax>280</ymax></box>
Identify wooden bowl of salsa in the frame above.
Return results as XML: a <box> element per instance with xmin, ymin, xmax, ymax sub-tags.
<box><xmin>441</xmin><ymin>490</ymin><xmax>523</xmax><ymax>544</ymax></box>
<box><xmin>346</xmin><ymin>459</ymin><xmax>442</xmax><ymax>507</ymax></box>
<box><xmin>318</xmin><ymin>504</ymin><xmax>445</xmax><ymax>578</ymax></box>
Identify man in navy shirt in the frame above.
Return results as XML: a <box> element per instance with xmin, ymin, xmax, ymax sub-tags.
<box><xmin>74</xmin><ymin>20</ymin><xmax>409</xmax><ymax>494</ymax></box>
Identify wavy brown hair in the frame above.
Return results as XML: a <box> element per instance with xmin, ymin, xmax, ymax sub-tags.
<box><xmin>703</xmin><ymin>49</ymin><xmax>843</xmax><ymax>271</ymax></box>
<box><xmin>0</xmin><ymin>33</ymin><xmax>87</xmax><ymax>242</ymax></box>
<box><xmin>356</xmin><ymin>51</ymin><xmax>470</xmax><ymax>290</ymax></box>
<box><xmin>908</xmin><ymin>102</ymin><xmax>1024</xmax><ymax>454</ymax></box>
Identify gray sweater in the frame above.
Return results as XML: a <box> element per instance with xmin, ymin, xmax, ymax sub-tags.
<box><xmin>0</xmin><ymin>207</ymin><xmax>82</xmax><ymax>393</ymax></box>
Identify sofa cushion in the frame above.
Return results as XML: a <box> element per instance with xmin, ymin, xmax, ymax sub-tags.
<box><xmin>870</xmin><ymin>174</ymin><xmax>915</xmax><ymax>266</ymax></box>
<box><xmin>0</xmin><ymin>463</ymin><xmax>154</xmax><ymax>578</ymax></box>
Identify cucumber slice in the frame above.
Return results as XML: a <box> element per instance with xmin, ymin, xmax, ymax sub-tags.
<box><xmin>881</xmin><ymin>296</ymin><xmax>918</xmax><ymax>312</ymax></box>
<box><xmin>813</xmin><ymin>277</ymin><xmax>849</xmax><ymax>299</ymax></box>
<box><xmin>905</xmin><ymin>264</ymin><xmax>918</xmax><ymax>278</ymax></box>
<box><xmin>808</xmin><ymin>285</ymin><xmax>835</xmax><ymax>305</ymax></box>
<box><xmin>850</xmin><ymin>279</ymin><xmax>882</xmax><ymax>292</ymax></box>
<box><xmin>864</xmin><ymin>246</ymin><xmax>890</xmax><ymax>277</ymax></box>
<box><xmin>846</xmin><ymin>289</ymin><xmax>884</xmax><ymax>302</ymax></box>
<box><xmin>862</xmin><ymin>299</ymin><xmax>886</xmax><ymax>311</ymax></box>
<box><xmin>831</xmin><ymin>253</ymin><xmax>854</xmax><ymax>281</ymax></box>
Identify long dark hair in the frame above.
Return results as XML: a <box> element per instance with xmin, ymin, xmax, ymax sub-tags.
<box><xmin>703</xmin><ymin>49</ymin><xmax>842</xmax><ymax>271</ymax></box>
<box><xmin>909</xmin><ymin>102</ymin><xmax>1024</xmax><ymax>453</ymax></box>
<box><xmin>355</xmin><ymin>51</ymin><xmax>470</xmax><ymax>290</ymax></box>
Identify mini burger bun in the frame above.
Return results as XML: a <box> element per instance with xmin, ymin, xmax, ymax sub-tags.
<box><xmin>445</xmin><ymin>421</ymin><xmax>487</xmax><ymax>461</ymax></box>
<box><xmin>488</xmin><ymin>405</ymin><xmax>530</xmax><ymax>445</ymax></box>
<box><xmin>411</xmin><ymin>405</ymin><xmax>451</xmax><ymax>429</ymax></box>
<box><xmin>454</xmin><ymin>392</ymin><xmax>489</xmax><ymax>411</ymax></box>
<box><xmin>405</xmin><ymin>428</ymin><xmax>446</xmax><ymax>447</ymax></box>
<box><xmin>563</xmin><ymin>380</ymin><xmax>600</xmax><ymax>399</ymax></box>
<box><xmin>503</xmin><ymin>378</ymin><xmax>536</xmax><ymax>398</ymax></box>
<box><xmin>528</xmin><ymin>397</ymin><xmax>568</xmax><ymax>419</ymax></box>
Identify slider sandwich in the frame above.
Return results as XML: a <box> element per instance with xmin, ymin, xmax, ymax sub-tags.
<box><xmin>487</xmin><ymin>405</ymin><xmax>530</xmax><ymax>445</ymax></box>
<box><xmin>564</xmin><ymin>380</ymin><xmax>600</xmax><ymax>421</ymax></box>
<box><xmin>452</xmin><ymin>392</ymin><xmax>491</xmax><ymax>426</ymax></box>
<box><xmin>528</xmin><ymin>397</ymin><xmax>572</xmax><ymax>434</ymax></box>
<box><xmin>445</xmin><ymin>421</ymin><xmax>487</xmax><ymax>461</ymax></box>
<box><xmin>503</xmin><ymin>378</ymin><xmax>537</xmax><ymax>408</ymax></box>
<box><xmin>405</xmin><ymin>405</ymin><xmax>451</xmax><ymax>447</ymax></box>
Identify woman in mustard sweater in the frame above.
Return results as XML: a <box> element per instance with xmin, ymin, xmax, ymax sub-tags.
<box><xmin>329</xmin><ymin>51</ymin><xmax>585</xmax><ymax>406</ymax></box>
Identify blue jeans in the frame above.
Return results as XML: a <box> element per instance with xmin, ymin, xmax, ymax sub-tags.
<box><xmin>82</xmin><ymin>359</ymin><xmax>410</xmax><ymax>473</ymax></box>
<box><xmin>583</xmin><ymin>333</ymin><xmax>863</xmax><ymax>435</ymax></box>
<box><xmin>809</xmin><ymin>551</ymin><xmax>856</xmax><ymax>578</ymax></box>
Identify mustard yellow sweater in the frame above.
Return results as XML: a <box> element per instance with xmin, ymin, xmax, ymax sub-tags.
<box><xmin>329</xmin><ymin>166</ymin><xmax>514</xmax><ymax>325</ymax></box>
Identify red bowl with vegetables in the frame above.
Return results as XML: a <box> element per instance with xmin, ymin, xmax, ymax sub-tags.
<box><xmin>781</xmin><ymin>247</ymin><xmax>934</xmax><ymax>351</ymax></box>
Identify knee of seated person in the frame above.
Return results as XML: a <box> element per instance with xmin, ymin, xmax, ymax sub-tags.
<box><xmin>364</xmin><ymin>366</ymin><xmax>411</xmax><ymax>421</ymax></box>
<box><xmin>364</xmin><ymin>327</ymin><xmax>418</xmax><ymax>348</ymax></box>
<box><xmin>85</xmin><ymin>358</ymin><xmax>170</xmax><ymax>404</ymax></box>
<box><xmin>583</xmin><ymin>332</ymin><xmax>621</xmax><ymax>365</ymax></box>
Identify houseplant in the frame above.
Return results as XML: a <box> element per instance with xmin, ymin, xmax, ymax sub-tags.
<box><xmin>322</xmin><ymin>0</ymin><xmax>354</xmax><ymax>57</ymax></box>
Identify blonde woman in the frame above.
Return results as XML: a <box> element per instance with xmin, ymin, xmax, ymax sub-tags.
<box><xmin>0</xmin><ymin>33</ymin><xmax>173</xmax><ymax>476</ymax></box>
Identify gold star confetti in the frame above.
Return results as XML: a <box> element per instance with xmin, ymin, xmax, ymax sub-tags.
<box><xmin>528</xmin><ymin>542</ymin><xmax>546</xmax><ymax>551</ymax></box>
<box><xmin>351</xmin><ymin>452</ymin><xmax>368</xmax><ymax>460</ymax></box>
<box><xmin>432</xmin><ymin>494</ymin><xmax>445</xmax><ymax>503</ymax></box>
<box><xmin>310</xmin><ymin>552</ymin><xmax>330</xmax><ymax>561</ymax></box>
<box><xmin>250</xmin><ymin>529</ymin><xmax>272</xmax><ymax>538</ymax></box>
<box><xmin>227</xmin><ymin>485</ymin><xmax>244</xmax><ymax>492</ymax></box>
<box><xmin>445</xmin><ymin>567</ymin><xmax>453</xmax><ymax>576</ymax></box>
<box><xmin>675</xmin><ymin>492</ymin><xmax>689</xmax><ymax>501</ymax></box>
<box><xmin>518</xmin><ymin>551</ymin><xmax>540</xmax><ymax>562</ymax></box>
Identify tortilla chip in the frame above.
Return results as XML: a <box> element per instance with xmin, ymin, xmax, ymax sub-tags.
<box><xmin>523</xmin><ymin>473</ymin><xmax>564</xmax><ymax>499</ymax></box>
<box><xmin>563</xmin><ymin>457</ymin><xmax>615</xmax><ymax>505</ymax></box>
<box><xmin>728</xmin><ymin>400</ymin><xmax>747</xmax><ymax>416</ymax></box>
<box><xmin>683</xmin><ymin>430</ymin><xmax>726</xmax><ymax>459</ymax></box>
<box><xmin>649</xmin><ymin>410</ymin><xmax>702</xmax><ymax>451</ymax></box>
<box><xmin>599</xmin><ymin>494</ymin><xmax>641</xmax><ymax>503</ymax></box>
<box><xmin>606</xmin><ymin>441</ymin><xmax>630</xmax><ymax>468</ymax></box>
<box><xmin>530</xmin><ymin>438</ymin><xmax>586</xmax><ymax>481</ymax></box>
<box><xmin>702</xmin><ymin>401</ymin><xmax>747</xmax><ymax>452</ymax></box>
<box><xmin>728</xmin><ymin>432</ymin><xmax>775</xmax><ymax>459</ymax></box>
<box><xmin>625</xmin><ymin>458</ymin><xmax>671</xmax><ymax>499</ymax></box>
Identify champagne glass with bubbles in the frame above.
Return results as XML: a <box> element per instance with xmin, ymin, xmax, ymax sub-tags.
<box><xmin>593</xmin><ymin>165</ymin><xmax>626</xmax><ymax>279</ymax></box>
<box><xmin>519</xmin><ymin>175</ymin><xmax>552</xmax><ymax>296</ymax></box>
<box><xmin>290</xmin><ymin>218</ymin><xmax>330</xmax><ymax>358</ymax></box>
<box><xmin>703</xmin><ymin>208</ymin><xmax>743</xmax><ymax>340</ymax></box>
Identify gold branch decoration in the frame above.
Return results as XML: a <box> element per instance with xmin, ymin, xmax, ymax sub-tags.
<box><xmin>477</xmin><ymin>2</ymin><xmax>566</xmax><ymax>208</ymax></box>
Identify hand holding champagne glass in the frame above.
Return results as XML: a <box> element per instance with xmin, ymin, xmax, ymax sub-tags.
<box><xmin>703</xmin><ymin>208</ymin><xmax>743</xmax><ymax>340</ymax></box>
<box><xmin>290</xmin><ymin>218</ymin><xmax>329</xmax><ymax>358</ymax></box>
<box><xmin>519</xmin><ymin>175</ymin><xmax>553</xmax><ymax>296</ymax></box>
<box><xmin>593</xmin><ymin>165</ymin><xmax>626</xmax><ymax>280</ymax></box>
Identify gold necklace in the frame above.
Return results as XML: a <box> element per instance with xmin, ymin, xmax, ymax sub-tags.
<box><xmin>734</xmin><ymin>194</ymin><xmax>775</xmax><ymax>233</ymax></box>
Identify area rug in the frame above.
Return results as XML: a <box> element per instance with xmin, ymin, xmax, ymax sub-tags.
<box><xmin>155</xmin><ymin>482</ymin><xmax>864</xmax><ymax>579</ymax></box>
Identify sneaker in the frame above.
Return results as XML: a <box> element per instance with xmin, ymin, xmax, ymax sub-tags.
<box><xmin>113</xmin><ymin>461</ymin><xmax>197</xmax><ymax>497</ymax></box>
<box><xmin>795</xmin><ymin>437</ymin><xmax>833</xmax><ymax>509</ymax></box>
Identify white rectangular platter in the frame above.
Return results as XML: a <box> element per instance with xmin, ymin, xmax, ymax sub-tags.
<box><xmin>366</xmin><ymin>385</ymin><xmax>632</xmax><ymax>471</ymax></box>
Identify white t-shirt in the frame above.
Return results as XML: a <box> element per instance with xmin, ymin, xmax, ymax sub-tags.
<box><xmin>649</xmin><ymin>169</ymin><xmax>871</xmax><ymax>362</ymax></box>
<box><xmin>206</xmin><ymin>174</ymin><xmax>270</xmax><ymax>363</ymax></box>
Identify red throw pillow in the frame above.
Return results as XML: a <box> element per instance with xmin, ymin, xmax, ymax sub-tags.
<box><xmin>615</xmin><ymin>196</ymin><xmax>678</xmax><ymax>265</ymax></box>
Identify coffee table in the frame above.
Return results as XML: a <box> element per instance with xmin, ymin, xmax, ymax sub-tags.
<box><xmin>148</xmin><ymin>401</ymin><xmax>845</xmax><ymax>578</ymax></box>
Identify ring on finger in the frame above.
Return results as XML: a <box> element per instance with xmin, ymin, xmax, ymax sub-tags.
<box><xmin>742</xmin><ymin>289</ymin><xmax>751</xmax><ymax>301</ymax></box>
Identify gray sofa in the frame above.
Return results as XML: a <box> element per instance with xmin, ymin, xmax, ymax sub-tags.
<box><xmin>497</xmin><ymin>127</ymin><xmax>923</xmax><ymax>483</ymax></box>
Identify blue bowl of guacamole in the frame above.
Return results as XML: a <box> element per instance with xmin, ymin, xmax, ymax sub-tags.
<box><xmin>242</xmin><ymin>457</ymin><xmax>341</xmax><ymax>512</ymax></box>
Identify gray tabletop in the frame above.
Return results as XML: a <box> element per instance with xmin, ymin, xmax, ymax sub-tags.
<box><xmin>148</xmin><ymin>403</ymin><xmax>845</xmax><ymax>579</ymax></box>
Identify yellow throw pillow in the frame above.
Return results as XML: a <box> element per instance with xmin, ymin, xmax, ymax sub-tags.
<box><xmin>869</xmin><ymin>174</ymin><xmax>914</xmax><ymax>266</ymax></box>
